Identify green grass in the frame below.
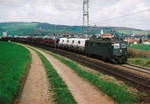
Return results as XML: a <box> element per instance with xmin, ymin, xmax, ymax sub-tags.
<box><xmin>0</xmin><ymin>41</ymin><xmax>30</xmax><ymax>104</ymax></box>
<box><xmin>39</xmin><ymin>48</ymin><xmax>139</xmax><ymax>104</ymax></box>
<box><xmin>128</xmin><ymin>58</ymin><xmax>150</xmax><ymax>68</ymax></box>
<box><xmin>127</xmin><ymin>46</ymin><xmax>150</xmax><ymax>68</ymax></box>
<box><xmin>30</xmin><ymin>47</ymin><xmax>76</xmax><ymax>104</ymax></box>
<box><xmin>128</xmin><ymin>44</ymin><xmax>150</xmax><ymax>51</ymax></box>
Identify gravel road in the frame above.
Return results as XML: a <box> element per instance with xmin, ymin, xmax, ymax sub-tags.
<box><xmin>19</xmin><ymin>48</ymin><xmax>54</xmax><ymax>104</ymax></box>
<box><xmin>36</xmin><ymin>48</ymin><xmax>116</xmax><ymax>104</ymax></box>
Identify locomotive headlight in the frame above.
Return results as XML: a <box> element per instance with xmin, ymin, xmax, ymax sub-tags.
<box><xmin>113</xmin><ymin>43</ymin><xmax>120</xmax><ymax>49</ymax></box>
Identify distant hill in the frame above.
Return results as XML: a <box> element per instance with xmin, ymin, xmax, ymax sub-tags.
<box><xmin>113</xmin><ymin>27</ymin><xmax>149</xmax><ymax>35</ymax></box>
<box><xmin>0</xmin><ymin>22</ymin><xmax>149</xmax><ymax>36</ymax></box>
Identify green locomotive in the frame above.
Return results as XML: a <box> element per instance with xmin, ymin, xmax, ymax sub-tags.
<box><xmin>84</xmin><ymin>39</ymin><xmax>128</xmax><ymax>64</ymax></box>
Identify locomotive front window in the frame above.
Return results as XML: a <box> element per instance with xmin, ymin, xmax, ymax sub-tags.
<box><xmin>78</xmin><ymin>41</ymin><xmax>81</xmax><ymax>44</ymax></box>
<box><xmin>121</xmin><ymin>44</ymin><xmax>126</xmax><ymax>48</ymax></box>
<box><xmin>72</xmin><ymin>40</ymin><xmax>74</xmax><ymax>43</ymax></box>
<box><xmin>113</xmin><ymin>43</ymin><xmax>120</xmax><ymax>49</ymax></box>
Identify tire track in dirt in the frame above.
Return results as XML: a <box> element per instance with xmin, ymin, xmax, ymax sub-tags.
<box><xmin>19</xmin><ymin>48</ymin><xmax>54</xmax><ymax>104</ymax></box>
<box><xmin>35</xmin><ymin>48</ymin><xmax>117</xmax><ymax>104</ymax></box>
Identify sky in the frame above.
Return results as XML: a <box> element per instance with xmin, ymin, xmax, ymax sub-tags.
<box><xmin>0</xmin><ymin>0</ymin><xmax>150</xmax><ymax>30</ymax></box>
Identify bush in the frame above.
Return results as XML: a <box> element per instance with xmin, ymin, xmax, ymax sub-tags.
<box><xmin>128</xmin><ymin>48</ymin><xmax>150</xmax><ymax>58</ymax></box>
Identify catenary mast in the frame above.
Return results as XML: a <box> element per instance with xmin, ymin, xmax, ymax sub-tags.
<box><xmin>83</xmin><ymin>0</ymin><xmax>89</xmax><ymax>34</ymax></box>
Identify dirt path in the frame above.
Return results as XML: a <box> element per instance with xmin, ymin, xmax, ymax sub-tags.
<box><xmin>35</xmin><ymin>48</ymin><xmax>116</xmax><ymax>104</ymax></box>
<box><xmin>19</xmin><ymin>48</ymin><xmax>53</xmax><ymax>104</ymax></box>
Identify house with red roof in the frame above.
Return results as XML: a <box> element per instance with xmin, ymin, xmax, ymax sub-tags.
<box><xmin>101</xmin><ymin>33</ymin><xmax>113</xmax><ymax>38</ymax></box>
<box><xmin>124</xmin><ymin>38</ymin><xmax>138</xmax><ymax>44</ymax></box>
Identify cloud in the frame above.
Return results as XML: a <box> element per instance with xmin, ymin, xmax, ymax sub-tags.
<box><xmin>91</xmin><ymin>0</ymin><xmax>150</xmax><ymax>29</ymax></box>
<box><xmin>0</xmin><ymin>0</ymin><xmax>150</xmax><ymax>29</ymax></box>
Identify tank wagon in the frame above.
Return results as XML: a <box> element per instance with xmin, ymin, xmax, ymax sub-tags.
<box><xmin>58</xmin><ymin>38</ymin><xmax>87</xmax><ymax>52</ymax></box>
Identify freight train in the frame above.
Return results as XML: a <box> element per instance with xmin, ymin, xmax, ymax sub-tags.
<box><xmin>0</xmin><ymin>36</ymin><xmax>128</xmax><ymax>64</ymax></box>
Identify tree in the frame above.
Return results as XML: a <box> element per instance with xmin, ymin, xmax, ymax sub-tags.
<box><xmin>139</xmin><ymin>38</ymin><xmax>142</xmax><ymax>44</ymax></box>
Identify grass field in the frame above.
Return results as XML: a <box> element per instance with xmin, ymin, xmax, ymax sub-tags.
<box><xmin>40</xmin><ymin>48</ymin><xmax>140</xmax><ymax>104</ymax></box>
<box><xmin>128</xmin><ymin>45</ymin><xmax>150</xmax><ymax>67</ymax></box>
<box><xmin>128</xmin><ymin>44</ymin><xmax>150</xmax><ymax>51</ymax></box>
<box><xmin>0</xmin><ymin>41</ymin><xmax>30</xmax><ymax>104</ymax></box>
<box><xmin>128</xmin><ymin>58</ymin><xmax>150</xmax><ymax>68</ymax></box>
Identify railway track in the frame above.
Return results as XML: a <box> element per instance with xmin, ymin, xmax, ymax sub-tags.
<box><xmin>122</xmin><ymin>64</ymin><xmax>150</xmax><ymax>75</ymax></box>
<box><xmin>30</xmin><ymin>44</ymin><xmax>150</xmax><ymax>93</ymax></box>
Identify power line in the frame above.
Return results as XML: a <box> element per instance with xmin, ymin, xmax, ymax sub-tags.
<box><xmin>98</xmin><ymin>11</ymin><xmax>150</xmax><ymax>27</ymax></box>
<box><xmin>101</xmin><ymin>17</ymin><xmax>150</xmax><ymax>24</ymax></box>
<box><xmin>99</xmin><ymin>8</ymin><xmax>150</xmax><ymax>22</ymax></box>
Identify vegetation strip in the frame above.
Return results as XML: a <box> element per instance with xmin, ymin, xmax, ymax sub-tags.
<box><xmin>128</xmin><ymin>45</ymin><xmax>150</xmax><ymax>68</ymax></box>
<box><xmin>128</xmin><ymin>44</ymin><xmax>150</xmax><ymax>51</ymax></box>
<box><xmin>39</xmin><ymin>48</ymin><xmax>139</xmax><ymax>104</ymax></box>
<box><xmin>0</xmin><ymin>41</ymin><xmax>30</xmax><ymax>104</ymax></box>
<box><xmin>30</xmin><ymin>47</ymin><xmax>76</xmax><ymax>104</ymax></box>
<box><xmin>128</xmin><ymin>57</ymin><xmax>150</xmax><ymax>68</ymax></box>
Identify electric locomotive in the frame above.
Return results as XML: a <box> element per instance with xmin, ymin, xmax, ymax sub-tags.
<box><xmin>84</xmin><ymin>39</ymin><xmax>127</xmax><ymax>64</ymax></box>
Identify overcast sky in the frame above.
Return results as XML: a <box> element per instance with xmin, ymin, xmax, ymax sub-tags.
<box><xmin>0</xmin><ymin>0</ymin><xmax>150</xmax><ymax>30</ymax></box>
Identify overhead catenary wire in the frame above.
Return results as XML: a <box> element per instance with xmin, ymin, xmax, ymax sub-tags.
<box><xmin>99</xmin><ymin>8</ymin><xmax>150</xmax><ymax>23</ymax></box>
<box><xmin>96</xmin><ymin>8</ymin><xmax>150</xmax><ymax>29</ymax></box>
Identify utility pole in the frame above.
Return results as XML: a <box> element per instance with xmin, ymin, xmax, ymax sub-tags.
<box><xmin>54</xmin><ymin>25</ymin><xmax>57</xmax><ymax>48</ymax></box>
<box><xmin>54</xmin><ymin>25</ymin><xmax>56</xmax><ymax>36</ymax></box>
<box><xmin>83</xmin><ymin>0</ymin><xmax>89</xmax><ymax>34</ymax></box>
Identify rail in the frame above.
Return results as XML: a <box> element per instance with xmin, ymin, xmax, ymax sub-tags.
<box><xmin>122</xmin><ymin>64</ymin><xmax>150</xmax><ymax>75</ymax></box>
<box><xmin>32</xmin><ymin>44</ymin><xmax>150</xmax><ymax>92</ymax></box>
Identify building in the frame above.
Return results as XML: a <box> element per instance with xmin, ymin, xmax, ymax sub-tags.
<box><xmin>142</xmin><ymin>39</ymin><xmax>150</xmax><ymax>45</ymax></box>
<box><xmin>101</xmin><ymin>33</ymin><xmax>113</xmax><ymax>38</ymax></box>
<box><xmin>124</xmin><ymin>38</ymin><xmax>138</xmax><ymax>44</ymax></box>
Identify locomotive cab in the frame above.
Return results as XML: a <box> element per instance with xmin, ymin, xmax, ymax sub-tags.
<box><xmin>112</xmin><ymin>42</ymin><xmax>127</xmax><ymax>64</ymax></box>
